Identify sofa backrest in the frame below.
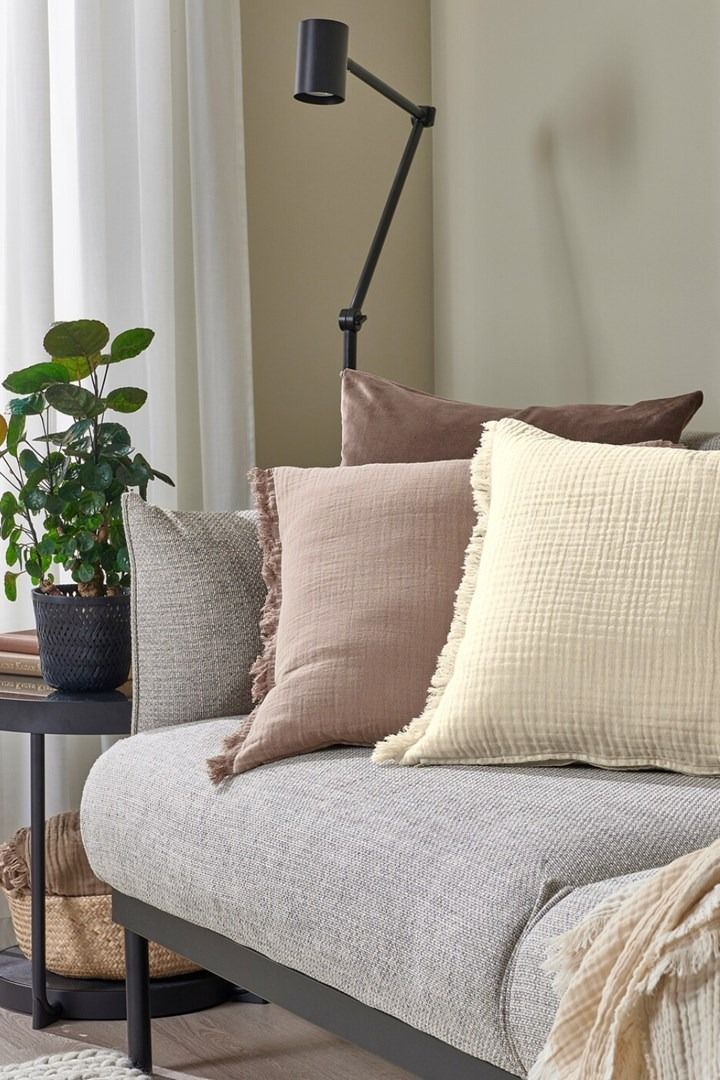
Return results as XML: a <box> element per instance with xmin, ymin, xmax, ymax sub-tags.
<box><xmin>681</xmin><ymin>432</ymin><xmax>720</xmax><ymax>451</ymax></box>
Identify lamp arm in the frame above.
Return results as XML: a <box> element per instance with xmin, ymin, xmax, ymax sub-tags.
<box><xmin>339</xmin><ymin>64</ymin><xmax>435</xmax><ymax>370</ymax></box>
<box><xmin>347</xmin><ymin>58</ymin><xmax>430</xmax><ymax>123</ymax></box>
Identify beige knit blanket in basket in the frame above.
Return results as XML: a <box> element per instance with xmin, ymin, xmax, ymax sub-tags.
<box><xmin>0</xmin><ymin>811</ymin><xmax>108</xmax><ymax>898</ymax></box>
<box><xmin>530</xmin><ymin>838</ymin><xmax>720</xmax><ymax>1080</ymax></box>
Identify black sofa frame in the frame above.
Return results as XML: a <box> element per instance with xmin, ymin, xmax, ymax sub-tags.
<box><xmin>115</xmin><ymin>890</ymin><xmax>516</xmax><ymax>1079</ymax></box>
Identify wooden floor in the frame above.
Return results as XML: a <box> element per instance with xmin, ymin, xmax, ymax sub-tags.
<box><xmin>0</xmin><ymin>1000</ymin><xmax>415</xmax><ymax>1079</ymax></box>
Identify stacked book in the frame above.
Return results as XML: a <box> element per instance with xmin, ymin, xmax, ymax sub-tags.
<box><xmin>0</xmin><ymin>630</ymin><xmax>131</xmax><ymax>696</ymax></box>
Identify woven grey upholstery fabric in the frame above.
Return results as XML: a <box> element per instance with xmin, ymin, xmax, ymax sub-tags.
<box><xmin>504</xmin><ymin>868</ymin><xmax>659</xmax><ymax>1074</ymax></box>
<box><xmin>81</xmin><ymin>724</ymin><xmax>720</xmax><ymax>1077</ymax></box>
<box><xmin>680</xmin><ymin>430</ymin><xmax>720</xmax><ymax>450</ymax></box>
<box><xmin>122</xmin><ymin>496</ymin><xmax>264</xmax><ymax>732</ymax></box>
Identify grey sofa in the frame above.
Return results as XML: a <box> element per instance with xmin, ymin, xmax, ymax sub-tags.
<box><xmin>80</xmin><ymin>431</ymin><xmax>720</xmax><ymax>1080</ymax></box>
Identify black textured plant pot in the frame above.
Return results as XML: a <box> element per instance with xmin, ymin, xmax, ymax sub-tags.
<box><xmin>32</xmin><ymin>586</ymin><xmax>131</xmax><ymax>693</ymax></box>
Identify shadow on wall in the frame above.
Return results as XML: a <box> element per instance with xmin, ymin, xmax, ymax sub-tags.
<box><xmin>534</xmin><ymin>59</ymin><xmax>637</xmax><ymax>404</ymax></box>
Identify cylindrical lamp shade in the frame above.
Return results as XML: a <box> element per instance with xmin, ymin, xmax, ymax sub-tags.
<box><xmin>294</xmin><ymin>19</ymin><xmax>349</xmax><ymax>104</ymax></box>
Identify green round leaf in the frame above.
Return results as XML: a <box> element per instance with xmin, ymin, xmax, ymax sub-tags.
<box><xmin>45</xmin><ymin>450</ymin><xmax>65</xmax><ymax>473</ymax></box>
<box><xmin>3</xmin><ymin>362</ymin><xmax>70</xmax><ymax>395</ymax></box>
<box><xmin>9</xmin><ymin>394</ymin><xmax>44</xmax><ymax>416</ymax></box>
<box><xmin>115</xmin><ymin>546</ymin><xmax>130</xmax><ymax>573</ymax></box>
<box><xmin>76</xmin><ymin>561</ymin><xmax>97</xmax><ymax>583</ymax></box>
<box><xmin>54</xmin><ymin>353</ymin><xmax>101</xmax><ymax>380</ymax></box>
<box><xmin>0</xmin><ymin>492</ymin><xmax>18</xmax><ymax>518</ymax></box>
<box><xmin>109</xmin><ymin>521</ymin><xmax>125</xmax><ymax>548</ymax></box>
<box><xmin>18</xmin><ymin>448</ymin><xmax>42</xmax><ymax>475</ymax></box>
<box><xmin>79</xmin><ymin>490</ymin><xmax>106</xmax><ymax>515</ymax></box>
<box><xmin>6</xmin><ymin>415</ymin><xmax>25</xmax><ymax>457</ymax></box>
<box><xmin>6</xmin><ymin>542</ymin><xmax>18</xmax><ymax>567</ymax></box>
<box><xmin>100</xmin><ymin>545</ymin><xmax>117</xmax><ymax>571</ymax></box>
<box><xmin>59</xmin><ymin>480</ymin><xmax>82</xmax><ymax>500</ymax></box>
<box><xmin>4</xmin><ymin>571</ymin><xmax>18</xmax><ymax>601</ymax></box>
<box><xmin>38</xmin><ymin>535</ymin><xmax>57</xmax><ymax>557</ymax></box>
<box><xmin>61</xmin><ymin>535</ymin><xmax>78</xmax><ymax>560</ymax></box>
<box><xmin>23</xmin><ymin>489</ymin><xmax>47</xmax><ymax>512</ymax></box>
<box><xmin>44</xmin><ymin>493</ymin><xmax>66</xmax><ymax>515</ymax></box>
<box><xmin>80</xmin><ymin>461</ymin><xmax>113</xmax><ymax>491</ymax></box>
<box><xmin>109</xmin><ymin>328</ymin><xmax>154</xmax><ymax>362</ymax></box>
<box><xmin>105</xmin><ymin>387</ymin><xmax>147</xmax><ymax>414</ymax></box>
<box><xmin>76</xmin><ymin>530</ymin><xmax>96</xmax><ymax>553</ymax></box>
<box><xmin>25</xmin><ymin>554</ymin><xmax>42</xmax><ymax>580</ymax></box>
<box><xmin>44</xmin><ymin>383</ymin><xmax>104</xmax><ymax>418</ymax></box>
<box><xmin>43</xmin><ymin>320</ymin><xmax>109</xmax><ymax>358</ymax></box>
<box><xmin>131</xmin><ymin>455</ymin><xmax>151</xmax><ymax>482</ymax></box>
<box><xmin>37</xmin><ymin>419</ymin><xmax>93</xmax><ymax>449</ymax></box>
<box><xmin>114</xmin><ymin>462</ymin><xmax>135</xmax><ymax>487</ymax></box>
<box><xmin>96</xmin><ymin>422</ymin><xmax>132</xmax><ymax>454</ymax></box>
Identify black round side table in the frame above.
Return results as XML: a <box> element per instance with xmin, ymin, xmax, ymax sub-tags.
<box><xmin>0</xmin><ymin>686</ymin><xmax>233</xmax><ymax>1029</ymax></box>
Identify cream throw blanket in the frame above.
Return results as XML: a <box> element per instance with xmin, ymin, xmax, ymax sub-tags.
<box><xmin>530</xmin><ymin>839</ymin><xmax>720</xmax><ymax>1080</ymax></box>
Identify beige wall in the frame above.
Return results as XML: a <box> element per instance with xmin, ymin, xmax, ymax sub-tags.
<box><xmin>432</xmin><ymin>0</ymin><xmax>720</xmax><ymax>429</ymax></box>
<box><xmin>240</xmin><ymin>0</ymin><xmax>434</xmax><ymax>466</ymax></box>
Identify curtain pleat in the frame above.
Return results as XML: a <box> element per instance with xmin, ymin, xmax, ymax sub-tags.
<box><xmin>0</xmin><ymin>0</ymin><xmax>254</xmax><ymax>947</ymax></box>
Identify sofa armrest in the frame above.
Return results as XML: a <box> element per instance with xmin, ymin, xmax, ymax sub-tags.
<box><xmin>506</xmin><ymin>868</ymin><xmax>657</xmax><ymax>1073</ymax></box>
<box><xmin>122</xmin><ymin>494</ymin><xmax>265</xmax><ymax>733</ymax></box>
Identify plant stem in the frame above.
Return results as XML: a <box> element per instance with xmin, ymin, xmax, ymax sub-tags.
<box><xmin>0</xmin><ymin>459</ymin><xmax>23</xmax><ymax>492</ymax></box>
<box><xmin>88</xmin><ymin>360</ymin><xmax>101</xmax><ymax>464</ymax></box>
<box><xmin>40</xmin><ymin>409</ymin><xmax>54</xmax><ymax>494</ymax></box>
<box><xmin>22</xmin><ymin>505</ymin><xmax>41</xmax><ymax>552</ymax></box>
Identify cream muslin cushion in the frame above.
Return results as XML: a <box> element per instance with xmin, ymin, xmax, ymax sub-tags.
<box><xmin>375</xmin><ymin>418</ymin><xmax>720</xmax><ymax>774</ymax></box>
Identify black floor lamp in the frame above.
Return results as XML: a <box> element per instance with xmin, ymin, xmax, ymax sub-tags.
<box><xmin>294</xmin><ymin>18</ymin><xmax>435</xmax><ymax>371</ymax></box>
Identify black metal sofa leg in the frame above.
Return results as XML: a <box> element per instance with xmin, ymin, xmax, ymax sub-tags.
<box><xmin>125</xmin><ymin>929</ymin><xmax>152</xmax><ymax>1074</ymax></box>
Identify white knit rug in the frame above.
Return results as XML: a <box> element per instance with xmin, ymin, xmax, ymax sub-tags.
<box><xmin>0</xmin><ymin>1048</ymin><xmax>150</xmax><ymax>1079</ymax></box>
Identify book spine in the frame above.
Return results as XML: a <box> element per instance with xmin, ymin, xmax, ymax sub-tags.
<box><xmin>0</xmin><ymin>634</ymin><xmax>39</xmax><ymax>656</ymax></box>
<box><xmin>0</xmin><ymin>676</ymin><xmax>51</xmax><ymax>695</ymax></box>
<box><xmin>0</xmin><ymin>675</ymin><xmax>133</xmax><ymax>696</ymax></box>
<box><xmin>0</xmin><ymin>656</ymin><xmax>42</xmax><ymax>677</ymax></box>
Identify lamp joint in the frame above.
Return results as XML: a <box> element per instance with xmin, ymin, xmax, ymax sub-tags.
<box><xmin>420</xmin><ymin>106</ymin><xmax>436</xmax><ymax>128</ymax></box>
<box><xmin>338</xmin><ymin>308</ymin><xmax>367</xmax><ymax>333</ymax></box>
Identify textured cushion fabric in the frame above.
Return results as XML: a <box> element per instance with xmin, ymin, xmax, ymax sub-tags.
<box><xmin>376</xmin><ymin>419</ymin><xmax>720</xmax><ymax>774</ymax></box>
<box><xmin>81</xmin><ymin>722</ymin><xmax>720</xmax><ymax>1077</ymax></box>
<box><xmin>122</xmin><ymin>495</ymin><xmax>265</xmax><ymax>733</ymax></box>
<box><xmin>208</xmin><ymin>460</ymin><xmax>474</xmax><ymax>778</ymax></box>
<box><xmin>340</xmin><ymin>368</ymin><xmax>703</xmax><ymax>464</ymax></box>
<box><xmin>681</xmin><ymin>430</ymin><xmax>720</xmax><ymax>451</ymax></box>
<box><xmin>505</xmin><ymin>869</ymin><xmax>657</xmax><ymax>1074</ymax></box>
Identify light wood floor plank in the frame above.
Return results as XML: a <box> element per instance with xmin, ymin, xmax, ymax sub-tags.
<box><xmin>0</xmin><ymin>1001</ymin><xmax>415</xmax><ymax>1078</ymax></box>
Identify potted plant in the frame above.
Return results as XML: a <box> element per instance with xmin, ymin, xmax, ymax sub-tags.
<box><xmin>0</xmin><ymin>319</ymin><xmax>173</xmax><ymax>692</ymax></box>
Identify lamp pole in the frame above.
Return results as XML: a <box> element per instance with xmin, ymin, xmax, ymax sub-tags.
<box><xmin>294</xmin><ymin>19</ymin><xmax>435</xmax><ymax>371</ymax></box>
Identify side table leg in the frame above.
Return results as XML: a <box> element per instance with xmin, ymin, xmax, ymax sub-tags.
<box><xmin>125</xmin><ymin>930</ymin><xmax>152</xmax><ymax>1073</ymax></box>
<box><xmin>30</xmin><ymin>732</ymin><xmax>60</xmax><ymax>1028</ymax></box>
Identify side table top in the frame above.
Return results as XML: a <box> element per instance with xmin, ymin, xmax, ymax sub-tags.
<box><xmin>0</xmin><ymin>688</ymin><xmax>132</xmax><ymax>736</ymax></box>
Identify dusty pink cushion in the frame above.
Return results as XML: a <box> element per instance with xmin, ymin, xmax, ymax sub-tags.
<box><xmin>208</xmin><ymin>460</ymin><xmax>475</xmax><ymax>778</ymax></box>
<box><xmin>340</xmin><ymin>369</ymin><xmax>703</xmax><ymax>464</ymax></box>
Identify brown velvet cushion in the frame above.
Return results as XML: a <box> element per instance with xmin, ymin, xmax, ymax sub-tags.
<box><xmin>340</xmin><ymin>369</ymin><xmax>703</xmax><ymax>464</ymax></box>
<box><xmin>208</xmin><ymin>459</ymin><xmax>475</xmax><ymax>778</ymax></box>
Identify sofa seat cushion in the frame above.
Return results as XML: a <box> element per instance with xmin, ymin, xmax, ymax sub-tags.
<box><xmin>81</xmin><ymin>719</ymin><xmax>720</xmax><ymax>1078</ymax></box>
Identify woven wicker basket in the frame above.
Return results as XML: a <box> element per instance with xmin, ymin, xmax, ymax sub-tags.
<box><xmin>8</xmin><ymin>893</ymin><xmax>199</xmax><ymax>980</ymax></box>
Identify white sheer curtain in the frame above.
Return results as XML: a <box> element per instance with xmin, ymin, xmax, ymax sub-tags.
<box><xmin>0</xmin><ymin>0</ymin><xmax>254</xmax><ymax>947</ymax></box>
